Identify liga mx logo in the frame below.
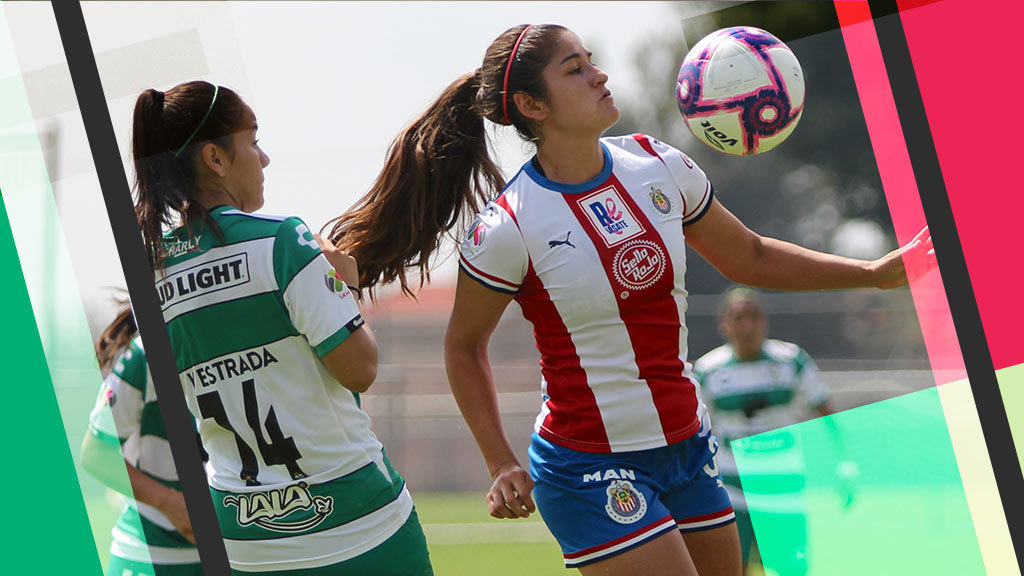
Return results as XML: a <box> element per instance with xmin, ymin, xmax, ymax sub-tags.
<box><xmin>605</xmin><ymin>480</ymin><xmax>647</xmax><ymax>524</ymax></box>
<box><xmin>462</xmin><ymin>218</ymin><xmax>487</xmax><ymax>255</ymax></box>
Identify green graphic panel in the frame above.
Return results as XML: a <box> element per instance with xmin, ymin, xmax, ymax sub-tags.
<box><xmin>0</xmin><ymin>5</ymin><xmax>154</xmax><ymax>572</ymax></box>
<box><xmin>0</xmin><ymin>196</ymin><xmax>102</xmax><ymax>574</ymax></box>
<box><xmin>733</xmin><ymin>386</ymin><xmax>984</xmax><ymax>575</ymax></box>
<box><xmin>997</xmin><ymin>363</ymin><xmax>1024</xmax><ymax>469</ymax></box>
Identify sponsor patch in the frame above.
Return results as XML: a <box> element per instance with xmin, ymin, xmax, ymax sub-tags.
<box><xmin>605</xmin><ymin>480</ymin><xmax>647</xmax><ymax>524</ymax></box>
<box><xmin>577</xmin><ymin>185</ymin><xmax>645</xmax><ymax>247</ymax></box>
<box><xmin>294</xmin><ymin>224</ymin><xmax>320</xmax><ymax>251</ymax></box>
<box><xmin>612</xmin><ymin>240</ymin><xmax>666</xmax><ymax>291</ymax></box>
<box><xmin>223</xmin><ymin>481</ymin><xmax>334</xmax><ymax>534</ymax></box>
<box><xmin>157</xmin><ymin>253</ymin><xmax>250</xmax><ymax>311</ymax></box>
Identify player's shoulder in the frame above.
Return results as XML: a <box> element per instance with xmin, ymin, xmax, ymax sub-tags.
<box><xmin>601</xmin><ymin>133</ymin><xmax>683</xmax><ymax>159</ymax></box>
<box><xmin>694</xmin><ymin>344</ymin><xmax>734</xmax><ymax>371</ymax></box>
<box><xmin>215</xmin><ymin>207</ymin><xmax>297</xmax><ymax>239</ymax></box>
<box><xmin>762</xmin><ymin>339</ymin><xmax>803</xmax><ymax>362</ymax></box>
<box><xmin>461</xmin><ymin>193</ymin><xmax>526</xmax><ymax>257</ymax></box>
<box><xmin>112</xmin><ymin>336</ymin><xmax>149</xmax><ymax>391</ymax></box>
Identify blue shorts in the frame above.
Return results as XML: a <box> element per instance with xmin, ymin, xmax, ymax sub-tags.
<box><xmin>529</xmin><ymin>430</ymin><xmax>735</xmax><ymax>568</ymax></box>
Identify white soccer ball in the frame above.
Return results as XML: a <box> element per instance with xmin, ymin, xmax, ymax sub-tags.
<box><xmin>676</xmin><ymin>27</ymin><xmax>805</xmax><ymax>156</ymax></box>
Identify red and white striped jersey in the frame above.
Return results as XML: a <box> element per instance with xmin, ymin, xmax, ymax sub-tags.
<box><xmin>459</xmin><ymin>134</ymin><xmax>714</xmax><ymax>453</ymax></box>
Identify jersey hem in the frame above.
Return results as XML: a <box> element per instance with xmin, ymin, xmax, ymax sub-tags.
<box><xmin>681</xmin><ymin>183</ymin><xmax>715</xmax><ymax>226</ymax></box>
<box><xmin>458</xmin><ymin>261</ymin><xmax>519</xmax><ymax>295</ymax></box>
<box><xmin>536</xmin><ymin>417</ymin><xmax>701</xmax><ymax>453</ymax></box>
<box><xmin>313</xmin><ymin>316</ymin><xmax>361</xmax><ymax>356</ymax></box>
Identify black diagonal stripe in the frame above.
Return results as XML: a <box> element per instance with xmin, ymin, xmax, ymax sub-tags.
<box><xmin>50</xmin><ymin>3</ymin><xmax>231</xmax><ymax>574</ymax></box>
<box><xmin>868</xmin><ymin>0</ymin><xmax>1024</xmax><ymax>568</ymax></box>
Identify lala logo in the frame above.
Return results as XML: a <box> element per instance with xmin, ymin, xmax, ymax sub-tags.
<box><xmin>577</xmin><ymin>185</ymin><xmax>645</xmax><ymax>248</ymax></box>
<box><xmin>613</xmin><ymin>240</ymin><xmax>666</xmax><ymax>291</ymax></box>
<box><xmin>605</xmin><ymin>480</ymin><xmax>647</xmax><ymax>524</ymax></box>
<box><xmin>223</xmin><ymin>481</ymin><xmax>334</xmax><ymax>534</ymax></box>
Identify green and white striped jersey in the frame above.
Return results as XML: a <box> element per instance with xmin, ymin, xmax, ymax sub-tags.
<box><xmin>88</xmin><ymin>336</ymin><xmax>200</xmax><ymax>565</ymax></box>
<box><xmin>693</xmin><ymin>340</ymin><xmax>829</xmax><ymax>511</ymax></box>
<box><xmin>157</xmin><ymin>206</ymin><xmax>411</xmax><ymax>572</ymax></box>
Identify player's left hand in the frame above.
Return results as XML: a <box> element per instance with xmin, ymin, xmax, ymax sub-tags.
<box><xmin>159</xmin><ymin>489</ymin><xmax>196</xmax><ymax>544</ymax></box>
<box><xmin>871</xmin><ymin>226</ymin><xmax>936</xmax><ymax>289</ymax></box>
<box><xmin>315</xmin><ymin>234</ymin><xmax>360</xmax><ymax>288</ymax></box>
<box><xmin>487</xmin><ymin>462</ymin><xmax>537</xmax><ymax>520</ymax></box>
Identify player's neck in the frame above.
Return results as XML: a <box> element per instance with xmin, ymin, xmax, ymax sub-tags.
<box><xmin>535</xmin><ymin>136</ymin><xmax>604</xmax><ymax>185</ymax></box>
<box><xmin>733</xmin><ymin>344</ymin><xmax>762</xmax><ymax>361</ymax></box>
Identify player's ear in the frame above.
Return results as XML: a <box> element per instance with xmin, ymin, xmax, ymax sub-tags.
<box><xmin>200</xmin><ymin>142</ymin><xmax>230</xmax><ymax>178</ymax></box>
<box><xmin>513</xmin><ymin>91</ymin><xmax>548</xmax><ymax>122</ymax></box>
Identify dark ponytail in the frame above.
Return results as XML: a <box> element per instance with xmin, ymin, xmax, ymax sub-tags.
<box><xmin>325</xmin><ymin>24</ymin><xmax>566</xmax><ymax>298</ymax></box>
<box><xmin>326</xmin><ymin>72</ymin><xmax>503</xmax><ymax>298</ymax></box>
<box><xmin>95</xmin><ymin>302</ymin><xmax>138</xmax><ymax>374</ymax></box>
<box><xmin>131</xmin><ymin>81</ymin><xmax>248</xmax><ymax>268</ymax></box>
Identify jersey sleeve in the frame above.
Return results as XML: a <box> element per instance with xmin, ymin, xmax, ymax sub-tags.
<box><xmin>795</xmin><ymin>348</ymin><xmax>830</xmax><ymax>409</ymax></box>
<box><xmin>639</xmin><ymin>135</ymin><xmax>714</xmax><ymax>226</ymax></box>
<box><xmin>88</xmin><ymin>341</ymin><xmax>148</xmax><ymax>445</ymax></box>
<box><xmin>273</xmin><ymin>217</ymin><xmax>363</xmax><ymax>357</ymax></box>
<box><xmin>458</xmin><ymin>200</ymin><xmax>529</xmax><ymax>294</ymax></box>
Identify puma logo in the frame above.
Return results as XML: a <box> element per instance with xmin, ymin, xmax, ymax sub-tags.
<box><xmin>549</xmin><ymin>231</ymin><xmax>576</xmax><ymax>249</ymax></box>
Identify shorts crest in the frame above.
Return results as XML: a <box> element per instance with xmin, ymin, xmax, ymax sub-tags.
<box><xmin>604</xmin><ymin>480</ymin><xmax>647</xmax><ymax>524</ymax></box>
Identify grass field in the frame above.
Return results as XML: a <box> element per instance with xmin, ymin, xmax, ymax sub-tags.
<box><xmin>85</xmin><ymin>487</ymin><xmax>983</xmax><ymax>576</ymax></box>
<box><xmin>85</xmin><ymin>491</ymin><xmax>567</xmax><ymax>576</ymax></box>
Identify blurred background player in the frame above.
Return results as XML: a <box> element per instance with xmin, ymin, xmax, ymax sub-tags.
<box><xmin>81</xmin><ymin>303</ymin><xmax>202</xmax><ymax>576</ymax></box>
<box><xmin>694</xmin><ymin>287</ymin><xmax>857</xmax><ymax>576</ymax></box>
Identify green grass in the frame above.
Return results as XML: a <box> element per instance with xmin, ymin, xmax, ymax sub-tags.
<box><xmin>86</xmin><ymin>488</ymin><xmax>985</xmax><ymax>576</ymax></box>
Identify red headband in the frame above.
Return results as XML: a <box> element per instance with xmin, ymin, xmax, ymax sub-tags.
<box><xmin>500</xmin><ymin>25</ymin><xmax>535</xmax><ymax>125</ymax></box>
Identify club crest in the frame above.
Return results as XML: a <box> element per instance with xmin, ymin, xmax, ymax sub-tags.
<box><xmin>649</xmin><ymin>187</ymin><xmax>672</xmax><ymax>215</ymax></box>
<box><xmin>605</xmin><ymin>480</ymin><xmax>647</xmax><ymax>524</ymax></box>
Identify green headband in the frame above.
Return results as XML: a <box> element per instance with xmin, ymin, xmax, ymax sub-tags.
<box><xmin>174</xmin><ymin>84</ymin><xmax>219</xmax><ymax>157</ymax></box>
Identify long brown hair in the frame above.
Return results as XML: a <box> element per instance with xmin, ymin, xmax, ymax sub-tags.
<box><xmin>95</xmin><ymin>302</ymin><xmax>138</xmax><ymax>374</ymax></box>
<box><xmin>325</xmin><ymin>24</ymin><xmax>567</xmax><ymax>298</ymax></box>
<box><xmin>132</xmin><ymin>80</ymin><xmax>249</xmax><ymax>268</ymax></box>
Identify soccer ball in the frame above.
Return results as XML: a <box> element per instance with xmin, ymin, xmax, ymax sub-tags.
<box><xmin>676</xmin><ymin>27</ymin><xmax>805</xmax><ymax>156</ymax></box>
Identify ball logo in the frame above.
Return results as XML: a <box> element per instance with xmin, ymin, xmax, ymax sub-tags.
<box><xmin>605</xmin><ymin>480</ymin><xmax>647</xmax><ymax>524</ymax></box>
<box><xmin>613</xmin><ymin>240</ymin><xmax>666</xmax><ymax>291</ymax></box>
<box><xmin>577</xmin><ymin>186</ymin><xmax>645</xmax><ymax>247</ymax></box>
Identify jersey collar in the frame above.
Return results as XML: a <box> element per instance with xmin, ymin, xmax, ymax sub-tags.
<box><xmin>523</xmin><ymin>142</ymin><xmax>613</xmax><ymax>194</ymax></box>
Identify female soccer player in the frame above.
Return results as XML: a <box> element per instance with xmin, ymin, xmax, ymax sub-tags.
<box><xmin>82</xmin><ymin>304</ymin><xmax>201</xmax><ymax>576</ymax></box>
<box><xmin>327</xmin><ymin>24</ymin><xmax>931</xmax><ymax>576</ymax></box>
<box><xmin>131</xmin><ymin>80</ymin><xmax>432</xmax><ymax>575</ymax></box>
